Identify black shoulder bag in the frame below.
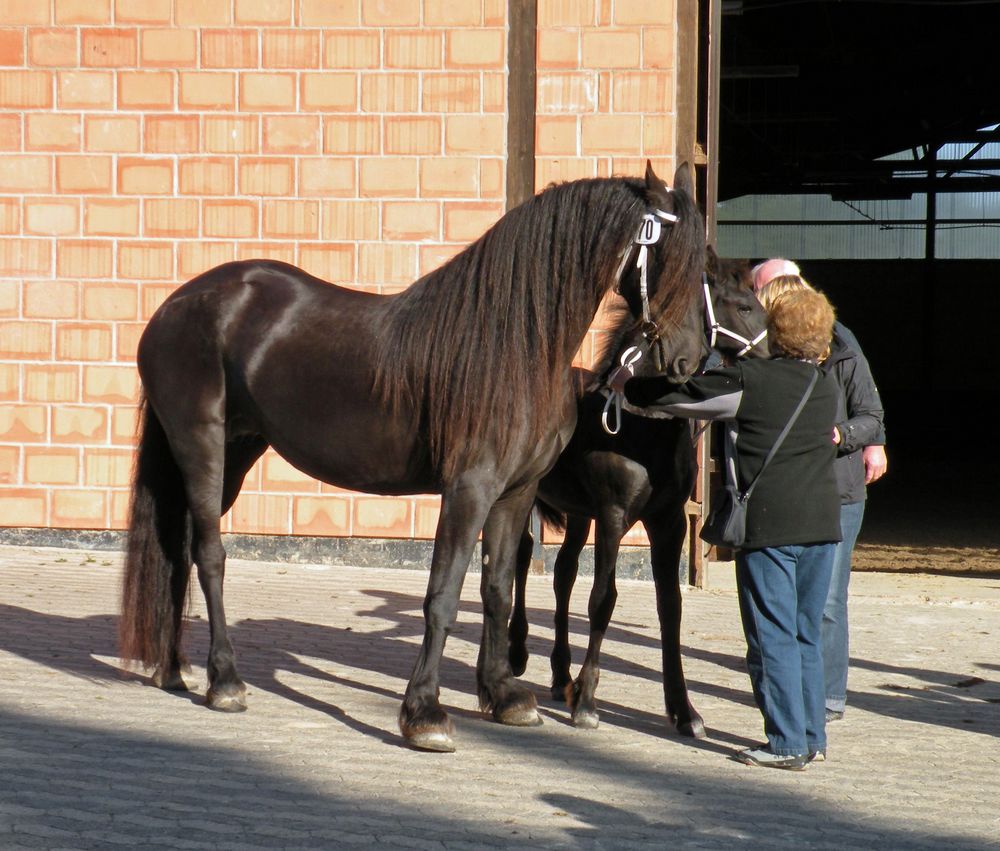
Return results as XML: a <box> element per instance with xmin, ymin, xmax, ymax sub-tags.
<box><xmin>700</xmin><ymin>369</ymin><xmax>819</xmax><ymax>549</ymax></box>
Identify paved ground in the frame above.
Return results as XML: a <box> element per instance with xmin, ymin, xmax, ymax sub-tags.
<box><xmin>0</xmin><ymin>543</ymin><xmax>997</xmax><ymax>850</ymax></box>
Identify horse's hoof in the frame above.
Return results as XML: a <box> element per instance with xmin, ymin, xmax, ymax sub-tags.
<box><xmin>495</xmin><ymin>704</ymin><xmax>542</xmax><ymax>726</ymax></box>
<box><xmin>152</xmin><ymin>669</ymin><xmax>187</xmax><ymax>692</ymax></box>
<box><xmin>550</xmin><ymin>683</ymin><xmax>569</xmax><ymax>702</ymax></box>
<box><xmin>677</xmin><ymin>717</ymin><xmax>707</xmax><ymax>739</ymax></box>
<box><xmin>406</xmin><ymin>730</ymin><xmax>456</xmax><ymax>753</ymax></box>
<box><xmin>206</xmin><ymin>687</ymin><xmax>247</xmax><ymax>712</ymax></box>
<box><xmin>572</xmin><ymin>709</ymin><xmax>599</xmax><ymax>730</ymax></box>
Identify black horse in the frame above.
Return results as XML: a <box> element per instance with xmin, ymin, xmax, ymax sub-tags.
<box><xmin>507</xmin><ymin>251</ymin><xmax>769</xmax><ymax>735</ymax></box>
<box><xmin>119</xmin><ymin>162</ymin><xmax>708</xmax><ymax>752</ymax></box>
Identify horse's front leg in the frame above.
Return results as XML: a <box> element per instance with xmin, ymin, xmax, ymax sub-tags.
<box><xmin>569</xmin><ymin>509</ymin><xmax>625</xmax><ymax>729</ymax></box>
<box><xmin>478</xmin><ymin>484</ymin><xmax>542</xmax><ymax>727</ymax></box>
<box><xmin>507</xmin><ymin>514</ymin><xmax>535</xmax><ymax>677</ymax></box>
<box><xmin>646</xmin><ymin>510</ymin><xmax>705</xmax><ymax>738</ymax></box>
<box><xmin>400</xmin><ymin>483</ymin><xmax>494</xmax><ymax>752</ymax></box>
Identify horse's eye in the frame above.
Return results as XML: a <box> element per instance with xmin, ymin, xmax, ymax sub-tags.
<box><xmin>738</xmin><ymin>305</ymin><xmax>752</xmax><ymax>314</ymax></box>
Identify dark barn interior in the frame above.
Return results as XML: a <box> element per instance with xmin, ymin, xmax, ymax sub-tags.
<box><xmin>717</xmin><ymin>0</ymin><xmax>1000</xmax><ymax>553</ymax></box>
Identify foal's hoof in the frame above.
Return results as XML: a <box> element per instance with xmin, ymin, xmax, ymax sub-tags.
<box><xmin>406</xmin><ymin>730</ymin><xmax>456</xmax><ymax>753</ymax></box>
<box><xmin>572</xmin><ymin>708</ymin><xmax>600</xmax><ymax>730</ymax></box>
<box><xmin>676</xmin><ymin>716</ymin><xmax>707</xmax><ymax>739</ymax></box>
<box><xmin>206</xmin><ymin>685</ymin><xmax>247</xmax><ymax>713</ymax></box>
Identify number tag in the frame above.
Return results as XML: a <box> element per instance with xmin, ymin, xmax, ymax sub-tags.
<box><xmin>635</xmin><ymin>214</ymin><xmax>662</xmax><ymax>245</ymax></box>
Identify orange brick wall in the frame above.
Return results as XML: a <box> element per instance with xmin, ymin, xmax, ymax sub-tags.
<box><xmin>0</xmin><ymin>0</ymin><xmax>679</xmax><ymax>542</ymax></box>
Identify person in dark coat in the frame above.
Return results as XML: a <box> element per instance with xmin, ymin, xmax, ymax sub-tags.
<box><xmin>625</xmin><ymin>289</ymin><xmax>841</xmax><ymax>770</ymax></box>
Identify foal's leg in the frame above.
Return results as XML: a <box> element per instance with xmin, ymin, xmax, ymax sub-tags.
<box><xmin>568</xmin><ymin>509</ymin><xmax>625</xmax><ymax>729</ymax></box>
<box><xmin>478</xmin><ymin>485</ymin><xmax>542</xmax><ymax>726</ymax></box>
<box><xmin>507</xmin><ymin>517</ymin><xmax>535</xmax><ymax>677</ymax></box>
<box><xmin>400</xmin><ymin>482</ymin><xmax>496</xmax><ymax>752</ymax></box>
<box><xmin>550</xmin><ymin>515</ymin><xmax>590</xmax><ymax>700</ymax></box>
<box><xmin>646</xmin><ymin>510</ymin><xmax>705</xmax><ymax>738</ymax></box>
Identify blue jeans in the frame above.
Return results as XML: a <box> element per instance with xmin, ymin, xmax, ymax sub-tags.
<box><xmin>736</xmin><ymin>543</ymin><xmax>836</xmax><ymax>755</ymax></box>
<box><xmin>822</xmin><ymin>500</ymin><xmax>865</xmax><ymax>713</ymax></box>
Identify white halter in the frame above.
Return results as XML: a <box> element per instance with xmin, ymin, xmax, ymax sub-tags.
<box><xmin>702</xmin><ymin>274</ymin><xmax>768</xmax><ymax>357</ymax></box>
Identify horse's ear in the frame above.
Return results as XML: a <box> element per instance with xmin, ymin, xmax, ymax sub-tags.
<box><xmin>672</xmin><ymin>161</ymin><xmax>694</xmax><ymax>196</ymax></box>
<box><xmin>644</xmin><ymin>160</ymin><xmax>673</xmax><ymax>209</ymax></box>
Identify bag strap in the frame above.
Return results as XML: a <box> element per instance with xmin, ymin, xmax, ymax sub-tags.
<box><xmin>738</xmin><ymin>368</ymin><xmax>820</xmax><ymax>501</ymax></box>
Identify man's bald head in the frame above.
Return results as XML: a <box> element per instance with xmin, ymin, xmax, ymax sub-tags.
<box><xmin>752</xmin><ymin>258</ymin><xmax>801</xmax><ymax>292</ymax></box>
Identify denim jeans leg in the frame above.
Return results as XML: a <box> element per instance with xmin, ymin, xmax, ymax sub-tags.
<box><xmin>796</xmin><ymin>542</ymin><xmax>837</xmax><ymax>753</ymax></box>
<box><xmin>736</xmin><ymin>547</ymin><xmax>806</xmax><ymax>756</ymax></box>
<box><xmin>822</xmin><ymin>500</ymin><xmax>865</xmax><ymax>712</ymax></box>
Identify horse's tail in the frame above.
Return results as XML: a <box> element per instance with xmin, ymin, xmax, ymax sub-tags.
<box><xmin>535</xmin><ymin>498</ymin><xmax>567</xmax><ymax>535</ymax></box>
<box><xmin>119</xmin><ymin>394</ymin><xmax>192</xmax><ymax>672</ymax></box>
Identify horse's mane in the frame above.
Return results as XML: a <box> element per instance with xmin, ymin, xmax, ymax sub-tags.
<box><xmin>372</xmin><ymin>175</ymin><xmax>703</xmax><ymax>481</ymax></box>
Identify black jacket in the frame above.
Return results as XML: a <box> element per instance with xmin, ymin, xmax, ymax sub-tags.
<box><xmin>825</xmin><ymin>322</ymin><xmax>886</xmax><ymax>505</ymax></box>
<box><xmin>626</xmin><ymin>358</ymin><xmax>842</xmax><ymax>549</ymax></box>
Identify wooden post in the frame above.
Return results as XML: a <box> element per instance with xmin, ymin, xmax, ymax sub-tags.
<box><xmin>506</xmin><ymin>0</ymin><xmax>537</xmax><ymax>211</ymax></box>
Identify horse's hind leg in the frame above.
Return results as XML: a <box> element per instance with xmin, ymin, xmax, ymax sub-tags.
<box><xmin>507</xmin><ymin>517</ymin><xmax>535</xmax><ymax>677</ymax></box>
<box><xmin>646</xmin><ymin>510</ymin><xmax>705</xmax><ymax>738</ymax></box>
<box><xmin>550</xmin><ymin>515</ymin><xmax>589</xmax><ymax>701</ymax></box>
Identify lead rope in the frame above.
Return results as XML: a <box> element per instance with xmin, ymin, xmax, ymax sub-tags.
<box><xmin>600</xmin><ymin>346</ymin><xmax>643</xmax><ymax>435</ymax></box>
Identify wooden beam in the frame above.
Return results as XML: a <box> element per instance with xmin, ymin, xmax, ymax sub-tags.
<box><xmin>506</xmin><ymin>0</ymin><xmax>537</xmax><ymax>211</ymax></box>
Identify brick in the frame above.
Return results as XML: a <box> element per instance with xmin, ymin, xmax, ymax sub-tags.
<box><xmin>483</xmin><ymin>71</ymin><xmax>504</xmax><ymax>112</ymax></box>
<box><xmin>0</xmin><ymin>198</ymin><xmax>17</xmax><ymax>233</ymax></box>
<box><xmin>29</xmin><ymin>28</ymin><xmax>78</xmax><ymax>67</ymax></box>
<box><xmin>385</xmin><ymin>117</ymin><xmax>440</xmax><ymax>156</ymax></box>
<box><xmin>299</xmin><ymin>158</ymin><xmax>356</xmax><ymax>196</ymax></box>
<box><xmin>446</xmin><ymin>30</ymin><xmax>504</xmax><ymax>68</ymax></box>
<box><xmin>82</xmin><ymin>28</ymin><xmax>137</xmax><ymax>68</ymax></box>
<box><xmin>230</xmin><ymin>493</ymin><xmax>290</xmax><ymax>534</ymax></box>
<box><xmin>0</xmin><ymin>154</ymin><xmax>51</xmax><ymax>192</ymax></box>
<box><xmin>23</xmin><ymin>364</ymin><xmax>80</xmax><ymax>401</ymax></box>
<box><xmin>359</xmin><ymin>157</ymin><xmax>417</xmax><ymax>198</ymax></box>
<box><xmin>0</xmin><ymin>279</ymin><xmax>16</xmax><ymax>316</ymax></box>
<box><xmin>0</xmin><ymin>321</ymin><xmax>52</xmax><ymax>357</ymax></box>
<box><xmin>51</xmin><ymin>488</ymin><xmax>107</xmax><ymax>528</ymax></box>
<box><xmin>0</xmin><ymin>239</ymin><xmax>51</xmax><ymax>277</ymax></box>
<box><xmin>261</xmin><ymin>453</ymin><xmax>318</xmax><ymax>493</ymax></box>
<box><xmin>613</xmin><ymin>71</ymin><xmax>673</xmax><ymax>112</ymax></box>
<box><xmin>537</xmin><ymin>115</ymin><xmax>578</xmax><ymax>155</ymax></box>
<box><xmin>615</xmin><ymin>0</ymin><xmax>673</xmax><ymax>25</ymax></box>
<box><xmin>0</xmin><ymin>405</ymin><xmax>47</xmax><ymax>442</ymax></box>
<box><xmin>84</xmin><ymin>447</ymin><xmax>132</xmax><ymax>486</ymax></box>
<box><xmin>83</xmin><ymin>199</ymin><xmax>138</xmax><ymax>237</ymax></box>
<box><xmin>293</xmin><ymin>495</ymin><xmax>351</xmax><ymax>536</ymax></box>
<box><xmin>383</xmin><ymin>201</ymin><xmax>438</xmax><ymax>241</ymax></box>
<box><xmin>235</xmin><ymin>0</ymin><xmax>292</xmax><ymax>25</ymax></box>
<box><xmin>179</xmin><ymin>157</ymin><xmax>234</xmax><ymax>195</ymax></box>
<box><xmin>263</xmin><ymin>115</ymin><xmax>320</xmax><ymax>155</ymax></box>
<box><xmin>539</xmin><ymin>0</ymin><xmax>596</xmax><ymax>26</ymax></box>
<box><xmin>582</xmin><ymin>114</ymin><xmax>643</xmax><ymax>154</ymax></box>
<box><xmin>204</xmin><ymin>115</ymin><xmax>259</xmax><ymax>153</ymax></box>
<box><xmin>85</xmin><ymin>115</ymin><xmax>141</xmax><ymax>153</ymax></box>
<box><xmin>420</xmin><ymin>157</ymin><xmax>478</xmax><ymax>197</ymax></box>
<box><xmin>444</xmin><ymin>201</ymin><xmax>503</xmax><ymax>242</ymax></box>
<box><xmin>25</xmin><ymin>199</ymin><xmax>79</xmax><ymax>236</ymax></box>
<box><xmin>301</xmin><ymin>72</ymin><xmax>357</xmax><ymax>111</ymax></box>
<box><xmin>175</xmin><ymin>0</ymin><xmax>231</xmax><ymax>25</ymax></box>
<box><xmin>141</xmin><ymin>29</ymin><xmax>198</xmax><ymax>67</ymax></box>
<box><xmin>300</xmin><ymin>0</ymin><xmax>359</xmax><ymax>25</ymax></box>
<box><xmin>140</xmin><ymin>282</ymin><xmax>176</xmax><ymax>317</ymax></box>
<box><xmin>538</xmin><ymin>72</ymin><xmax>598</xmax><ymax>113</ymax></box>
<box><xmin>643</xmin><ymin>27</ymin><xmax>675</xmax><ymax>70</ymax></box>
<box><xmin>0</xmin><ymin>489</ymin><xmax>46</xmax><ymax>525</ymax></box>
<box><xmin>83</xmin><ymin>359</ymin><xmax>139</xmax><ymax>399</ymax></box>
<box><xmin>201</xmin><ymin>29</ymin><xmax>258</xmax><ymax>69</ymax></box>
<box><xmin>81</xmin><ymin>283</ymin><xmax>137</xmax><ymax>321</ymax></box>
<box><xmin>240</xmin><ymin>72</ymin><xmax>296</xmax><ymax>111</ymax></box>
<box><xmin>358</xmin><ymin>242</ymin><xmax>416</xmax><ymax>284</ymax></box>
<box><xmin>178</xmin><ymin>242</ymin><xmax>234</xmax><ymax>279</ymax></box>
<box><xmin>362</xmin><ymin>0</ymin><xmax>419</xmax><ymax>25</ymax></box>
<box><xmin>0</xmin><ymin>114</ymin><xmax>20</xmax><ymax>150</ymax></box>
<box><xmin>23</xmin><ymin>280</ymin><xmax>78</xmax><ymax>319</ymax></box>
<box><xmin>445</xmin><ymin>115</ymin><xmax>503</xmax><ymax>155</ymax></box>
<box><xmin>538</xmin><ymin>30</ymin><xmax>579</xmax><ymax>70</ymax></box>
<box><xmin>55</xmin><ymin>0</ymin><xmax>109</xmax><ymax>24</ymax></box>
<box><xmin>56</xmin><ymin>322</ymin><xmax>113</xmax><ymax>359</ymax></box>
<box><xmin>322</xmin><ymin>116</ymin><xmax>378</xmax><ymax>155</ymax></box>
<box><xmin>145</xmin><ymin>114</ymin><xmax>199</xmax><ymax>153</ymax></box>
<box><xmin>235</xmin><ymin>241</ymin><xmax>295</xmax><ymax>264</ymax></box>
<box><xmin>0</xmin><ymin>363</ymin><xmax>17</xmax><ymax>401</ymax></box>
<box><xmin>582</xmin><ymin>30</ymin><xmax>640</xmax><ymax>69</ymax></box>
<box><xmin>58</xmin><ymin>70</ymin><xmax>113</xmax><ymax>108</ymax></box>
<box><xmin>422</xmin><ymin>74</ymin><xmax>479</xmax><ymax>112</ymax></box>
<box><xmin>143</xmin><ymin>198</ymin><xmax>198</xmax><ymax>238</ymax></box>
<box><xmin>361</xmin><ymin>73</ymin><xmax>418</xmax><ymax>113</ymax></box>
<box><xmin>204</xmin><ymin>200</ymin><xmax>259</xmax><ymax>238</ymax></box>
<box><xmin>118</xmin><ymin>70</ymin><xmax>173</xmax><ymax>109</ymax></box>
<box><xmin>110</xmin><ymin>404</ymin><xmax>138</xmax><ymax>444</ymax></box>
<box><xmin>26</xmin><ymin>113</ymin><xmax>81</xmax><ymax>151</ymax></box>
<box><xmin>386</xmin><ymin>31</ymin><xmax>444</xmax><ymax>70</ymax></box>
<box><xmin>118</xmin><ymin>157</ymin><xmax>173</xmax><ymax>194</ymax></box>
<box><xmin>263</xmin><ymin>29</ymin><xmax>320</xmax><ymax>68</ymax></box>
<box><xmin>25</xmin><ymin>448</ymin><xmax>79</xmax><ymax>486</ymax></box>
<box><xmin>413</xmin><ymin>496</ymin><xmax>442</xmax><ymax>538</ymax></box>
<box><xmin>427</xmin><ymin>0</ymin><xmax>481</xmax><ymax>24</ymax></box>
<box><xmin>115</xmin><ymin>321</ymin><xmax>143</xmax><ymax>360</ymax></box>
<box><xmin>353</xmin><ymin>495</ymin><xmax>411</xmax><ymax>537</ymax></box>
<box><xmin>536</xmin><ymin>156</ymin><xmax>596</xmax><ymax>187</ymax></box>
<box><xmin>262</xmin><ymin>200</ymin><xmax>318</xmax><ymax>239</ymax></box>
<box><xmin>0</xmin><ymin>29</ymin><xmax>24</xmax><ymax>65</ymax></box>
<box><xmin>118</xmin><ymin>241</ymin><xmax>174</xmax><ymax>280</ymax></box>
<box><xmin>239</xmin><ymin>157</ymin><xmax>294</xmax><ymax>196</ymax></box>
<box><xmin>643</xmin><ymin>114</ymin><xmax>674</xmax><ymax>156</ymax></box>
<box><xmin>322</xmin><ymin>30</ymin><xmax>379</xmax><ymax>70</ymax></box>
<box><xmin>52</xmin><ymin>404</ymin><xmax>107</xmax><ymax>442</ymax></box>
<box><xmin>320</xmin><ymin>200</ymin><xmax>378</xmax><ymax>242</ymax></box>
<box><xmin>298</xmin><ymin>244</ymin><xmax>353</xmax><ymax>282</ymax></box>
<box><xmin>179</xmin><ymin>71</ymin><xmax>236</xmax><ymax>110</ymax></box>
<box><xmin>0</xmin><ymin>69</ymin><xmax>52</xmax><ymax>109</ymax></box>
<box><xmin>57</xmin><ymin>155</ymin><xmax>112</xmax><ymax>193</ymax></box>
<box><xmin>115</xmin><ymin>0</ymin><xmax>171</xmax><ymax>23</ymax></box>
<box><xmin>0</xmin><ymin>445</ymin><xmax>18</xmax><ymax>484</ymax></box>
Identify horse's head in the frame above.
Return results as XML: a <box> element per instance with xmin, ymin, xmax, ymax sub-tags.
<box><xmin>611</xmin><ymin>162</ymin><xmax>707</xmax><ymax>384</ymax></box>
<box><xmin>704</xmin><ymin>247</ymin><xmax>770</xmax><ymax>361</ymax></box>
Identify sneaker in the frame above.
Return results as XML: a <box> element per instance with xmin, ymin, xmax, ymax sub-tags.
<box><xmin>736</xmin><ymin>746</ymin><xmax>807</xmax><ymax>771</ymax></box>
<box><xmin>808</xmin><ymin>748</ymin><xmax>826</xmax><ymax>763</ymax></box>
<box><xmin>825</xmin><ymin>709</ymin><xmax>844</xmax><ymax>723</ymax></box>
